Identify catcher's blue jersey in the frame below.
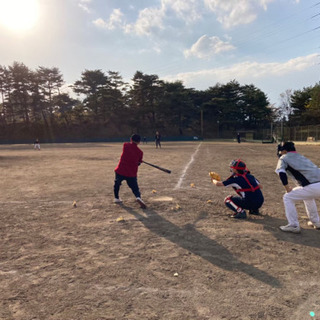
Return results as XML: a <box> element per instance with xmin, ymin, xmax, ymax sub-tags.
<box><xmin>223</xmin><ymin>173</ymin><xmax>264</xmax><ymax>207</ymax></box>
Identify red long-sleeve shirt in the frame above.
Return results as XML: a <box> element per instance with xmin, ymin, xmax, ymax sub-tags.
<box><xmin>115</xmin><ymin>142</ymin><xmax>143</xmax><ymax>177</ymax></box>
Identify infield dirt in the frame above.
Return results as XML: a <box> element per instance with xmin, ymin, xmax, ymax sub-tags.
<box><xmin>1</xmin><ymin>141</ymin><xmax>320</xmax><ymax>320</ymax></box>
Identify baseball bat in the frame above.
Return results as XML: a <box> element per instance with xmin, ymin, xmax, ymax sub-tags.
<box><xmin>142</xmin><ymin>160</ymin><xmax>171</xmax><ymax>174</ymax></box>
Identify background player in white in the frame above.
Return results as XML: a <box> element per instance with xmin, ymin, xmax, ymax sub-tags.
<box><xmin>276</xmin><ymin>141</ymin><xmax>320</xmax><ymax>233</ymax></box>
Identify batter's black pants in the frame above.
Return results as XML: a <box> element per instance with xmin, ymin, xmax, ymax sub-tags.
<box><xmin>114</xmin><ymin>173</ymin><xmax>141</xmax><ymax>199</ymax></box>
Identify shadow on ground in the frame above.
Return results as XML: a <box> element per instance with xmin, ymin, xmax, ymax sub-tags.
<box><xmin>122</xmin><ymin>205</ymin><xmax>281</xmax><ymax>288</ymax></box>
<box><xmin>250</xmin><ymin>214</ymin><xmax>320</xmax><ymax>249</ymax></box>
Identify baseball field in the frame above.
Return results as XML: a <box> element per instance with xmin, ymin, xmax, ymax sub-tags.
<box><xmin>1</xmin><ymin>141</ymin><xmax>320</xmax><ymax>320</ymax></box>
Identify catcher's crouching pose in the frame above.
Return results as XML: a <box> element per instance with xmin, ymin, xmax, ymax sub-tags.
<box><xmin>211</xmin><ymin>159</ymin><xmax>264</xmax><ymax>219</ymax></box>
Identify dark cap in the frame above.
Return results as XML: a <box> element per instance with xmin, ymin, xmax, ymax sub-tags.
<box><xmin>278</xmin><ymin>141</ymin><xmax>295</xmax><ymax>152</ymax></box>
<box><xmin>131</xmin><ymin>134</ymin><xmax>141</xmax><ymax>143</ymax></box>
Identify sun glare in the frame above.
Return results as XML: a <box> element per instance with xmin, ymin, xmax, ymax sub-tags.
<box><xmin>0</xmin><ymin>0</ymin><xmax>39</xmax><ymax>32</ymax></box>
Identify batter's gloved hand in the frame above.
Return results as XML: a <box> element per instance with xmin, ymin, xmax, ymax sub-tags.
<box><xmin>209</xmin><ymin>171</ymin><xmax>221</xmax><ymax>181</ymax></box>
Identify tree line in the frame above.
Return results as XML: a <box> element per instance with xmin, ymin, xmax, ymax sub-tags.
<box><xmin>0</xmin><ymin>61</ymin><xmax>319</xmax><ymax>142</ymax></box>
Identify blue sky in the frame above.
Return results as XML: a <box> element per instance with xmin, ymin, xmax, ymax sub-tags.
<box><xmin>0</xmin><ymin>0</ymin><xmax>319</xmax><ymax>106</ymax></box>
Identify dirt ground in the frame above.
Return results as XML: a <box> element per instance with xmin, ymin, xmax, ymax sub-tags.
<box><xmin>1</xmin><ymin>141</ymin><xmax>320</xmax><ymax>320</ymax></box>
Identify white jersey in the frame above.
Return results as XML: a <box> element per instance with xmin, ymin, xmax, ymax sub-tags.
<box><xmin>275</xmin><ymin>151</ymin><xmax>320</xmax><ymax>186</ymax></box>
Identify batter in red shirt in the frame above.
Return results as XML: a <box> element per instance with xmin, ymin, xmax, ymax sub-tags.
<box><xmin>113</xmin><ymin>134</ymin><xmax>146</xmax><ymax>209</ymax></box>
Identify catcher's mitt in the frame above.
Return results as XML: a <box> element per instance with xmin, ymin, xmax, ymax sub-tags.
<box><xmin>209</xmin><ymin>171</ymin><xmax>221</xmax><ymax>181</ymax></box>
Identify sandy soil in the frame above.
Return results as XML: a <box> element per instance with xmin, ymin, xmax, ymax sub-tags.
<box><xmin>0</xmin><ymin>141</ymin><xmax>320</xmax><ymax>320</ymax></box>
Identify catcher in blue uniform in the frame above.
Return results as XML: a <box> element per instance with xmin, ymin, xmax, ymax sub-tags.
<box><xmin>211</xmin><ymin>159</ymin><xmax>264</xmax><ymax>219</ymax></box>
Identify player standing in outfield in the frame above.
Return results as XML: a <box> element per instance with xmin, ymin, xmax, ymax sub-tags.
<box><xmin>34</xmin><ymin>138</ymin><xmax>40</xmax><ymax>150</ymax></box>
<box><xmin>211</xmin><ymin>159</ymin><xmax>264</xmax><ymax>219</ymax></box>
<box><xmin>275</xmin><ymin>141</ymin><xmax>320</xmax><ymax>233</ymax></box>
<box><xmin>113</xmin><ymin>134</ymin><xmax>146</xmax><ymax>209</ymax></box>
<box><xmin>155</xmin><ymin>131</ymin><xmax>161</xmax><ymax>149</ymax></box>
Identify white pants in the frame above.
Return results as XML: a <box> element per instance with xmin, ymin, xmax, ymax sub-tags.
<box><xmin>283</xmin><ymin>182</ymin><xmax>320</xmax><ymax>226</ymax></box>
<box><xmin>34</xmin><ymin>144</ymin><xmax>40</xmax><ymax>150</ymax></box>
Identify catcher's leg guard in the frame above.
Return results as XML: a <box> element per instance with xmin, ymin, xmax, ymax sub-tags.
<box><xmin>224</xmin><ymin>196</ymin><xmax>243</xmax><ymax>214</ymax></box>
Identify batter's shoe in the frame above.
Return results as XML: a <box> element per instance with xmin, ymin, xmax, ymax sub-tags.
<box><xmin>249</xmin><ymin>209</ymin><xmax>260</xmax><ymax>215</ymax></box>
<box><xmin>231</xmin><ymin>210</ymin><xmax>247</xmax><ymax>219</ymax></box>
<box><xmin>307</xmin><ymin>221</ymin><xmax>320</xmax><ymax>230</ymax></box>
<box><xmin>114</xmin><ymin>198</ymin><xmax>123</xmax><ymax>204</ymax></box>
<box><xmin>136</xmin><ymin>197</ymin><xmax>147</xmax><ymax>209</ymax></box>
<box><xmin>279</xmin><ymin>224</ymin><xmax>301</xmax><ymax>234</ymax></box>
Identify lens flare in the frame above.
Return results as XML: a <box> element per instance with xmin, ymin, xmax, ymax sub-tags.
<box><xmin>0</xmin><ymin>0</ymin><xmax>39</xmax><ymax>32</ymax></box>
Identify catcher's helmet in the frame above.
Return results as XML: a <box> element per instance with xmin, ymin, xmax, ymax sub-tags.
<box><xmin>230</xmin><ymin>159</ymin><xmax>246</xmax><ymax>171</ymax></box>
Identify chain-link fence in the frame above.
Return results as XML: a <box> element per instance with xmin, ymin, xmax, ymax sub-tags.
<box><xmin>272</xmin><ymin>124</ymin><xmax>320</xmax><ymax>142</ymax></box>
<box><xmin>209</xmin><ymin>124</ymin><xmax>320</xmax><ymax>142</ymax></box>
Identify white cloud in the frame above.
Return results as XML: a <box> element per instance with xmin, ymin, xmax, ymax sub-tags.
<box><xmin>93</xmin><ymin>9</ymin><xmax>124</xmax><ymax>30</ymax></box>
<box><xmin>124</xmin><ymin>6</ymin><xmax>166</xmax><ymax>36</ymax></box>
<box><xmin>204</xmin><ymin>0</ymin><xmax>276</xmax><ymax>28</ymax></box>
<box><xmin>105</xmin><ymin>0</ymin><xmax>201</xmax><ymax>36</ymax></box>
<box><xmin>91</xmin><ymin>0</ymin><xmax>288</xmax><ymax>36</ymax></box>
<box><xmin>108</xmin><ymin>9</ymin><xmax>124</xmax><ymax>29</ymax></box>
<box><xmin>184</xmin><ymin>35</ymin><xmax>236</xmax><ymax>59</ymax></box>
<box><xmin>78</xmin><ymin>0</ymin><xmax>92</xmax><ymax>13</ymax></box>
<box><xmin>259</xmin><ymin>0</ymin><xmax>275</xmax><ymax>10</ymax></box>
<box><xmin>162</xmin><ymin>0</ymin><xmax>202</xmax><ymax>23</ymax></box>
<box><xmin>164</xmin><ymin>54</ymin><xmax>318</xmax><ymax>87</ymax></box>
<box><xmin>119</xmin><ymin>0</ymin><xmax>277</xmax><ymax>36</ymax></box>
<box><xmin>139</xmin><ymin>46</ymin><xmax>162</xmax><ymax>55</ymax></box>
<box><xmin>93</xmin><ymin>18</ymin><xmax>108</xmax><ymax>29</ymax></box>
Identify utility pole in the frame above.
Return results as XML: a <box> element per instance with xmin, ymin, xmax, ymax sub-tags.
<box><xmin>200</xmin><ymin>109</ymin><xmax>203</xmax><ymax>138</ymax></box>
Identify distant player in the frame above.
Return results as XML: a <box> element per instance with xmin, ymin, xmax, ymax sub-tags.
<box><xmin>113</xmin><ymin>134</ymin><xmax>146</xmax><ymax>209</ymax></box>
<box><xmin>275</xmin><ymin>141</ymin><xmax>320</xmax><ymax>233</ymax></box>
<box><xmin>34</xmin><ymin>138</ymin><xmax>40</xmax><ymax>150</ymax></box>
<box><xmin>237</xmin><ymin>132</ymin><xmax>241</xmax><ymax>143</ymax></box>
<box><xmin>211</xmin><ymin>159</ymin><xmax>264</xmax><ymax>219</ymax></box>
<box><xmin>155</xmin><ymin>131</ymin><xmax>161</xmax><ymax>149</ymax></box>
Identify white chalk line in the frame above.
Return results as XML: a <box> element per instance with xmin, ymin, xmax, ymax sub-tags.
<box><xmin>174</xmin><ymin>142</ymin><xmax>202</xmax><ymax>190</ymax></box>
<box><xmin>94</xmin><ymin>284</ymin><xmax>193</xmax><ymax>297</ymax></box>
<box><xmin>0</xmin><ymin>200</ymin><xmax>72</xmax><ymax>204</ymax></box>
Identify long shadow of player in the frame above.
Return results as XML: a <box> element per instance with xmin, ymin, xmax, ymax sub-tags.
<box><xmin>121</xmin><ymin>205</ymin><xmax>281</xmax><ymax>288</ymax></box>
<box><xmin>249</xmin><ymin>215</ymin><xmax>320</xmax><ymax>249</ymax></box>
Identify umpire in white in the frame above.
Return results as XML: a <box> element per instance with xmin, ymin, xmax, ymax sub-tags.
<box><xmin>276</xmin><ymin>141</ymin><xmax>320</xmax><ymax>233</ymax></box>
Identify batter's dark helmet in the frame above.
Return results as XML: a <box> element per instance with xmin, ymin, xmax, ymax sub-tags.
<box><xmin>131</xmin><ymin>134</ymin><xmax>141</xmax><ymax>142</ymax></box>
<box><xmin>277</xmin><ymin>141</ymin><xmax>295</xmax><ymax>157</ymax></box>
<box><xmin>281</xmin><ymin>141</ymin><xmax>295</xmax><ymax>152</ymax></box>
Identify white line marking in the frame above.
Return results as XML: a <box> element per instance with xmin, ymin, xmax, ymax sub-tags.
<box><xmin>0</xmin><ymin>200</ymin><xmax>74</xmax><ymax>204</ymax></box>
<box><xmin>174</xmin><ymin>142</ymin><xmax>202</xmax><ymax>190</ymax></box>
